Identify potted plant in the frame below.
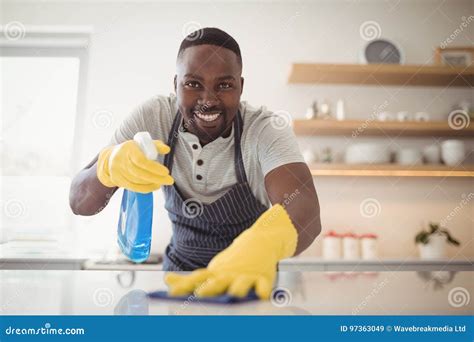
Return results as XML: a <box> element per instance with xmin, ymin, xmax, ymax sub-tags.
<box><xmin>415</xmin><ymin>222</ymin><xmax>460</xmax><ymax>260</ymax></box>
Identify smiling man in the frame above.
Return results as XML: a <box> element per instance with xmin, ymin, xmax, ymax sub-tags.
<box><xmin>70</xmin><ymin>27</ymin><xmax>321</xmax><ymax>299</ymax></box>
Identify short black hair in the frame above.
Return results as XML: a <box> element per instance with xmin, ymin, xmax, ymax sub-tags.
<box><xmin>177</xmin><ymin>27</ymin><xmax>242</xmax><ymax>67</ymax></box>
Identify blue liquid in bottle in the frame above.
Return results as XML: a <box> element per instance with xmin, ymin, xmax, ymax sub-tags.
<box><xmin>116</xmin><ymin>131</ymin><xmax>158</xmax><ymax>263</ymax></box>
<box><xmin>117</xmin><ymin>189</ymin><xmax>154</xmax><ymax>263</ymax></box>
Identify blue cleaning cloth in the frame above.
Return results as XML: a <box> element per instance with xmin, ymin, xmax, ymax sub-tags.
<box><xmin>148</xmin><ymin>289</ymin><xmax>259</xmax><ymax>304</ymax></box>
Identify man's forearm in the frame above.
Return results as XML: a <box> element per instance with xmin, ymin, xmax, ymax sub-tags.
<box><xmin>289</xmin><ymin>194</ymin><xmax>321</xmax><ymax>255</ymax></box>
<box><xmin>69</xmin><ymin>155</ymin><xmax>117</xmax><ymax>216</ymax></box>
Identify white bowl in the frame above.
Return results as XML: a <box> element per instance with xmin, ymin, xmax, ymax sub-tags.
<box><xmin>441</xmin><ymin>140</ymin><xmax>465</xmax><ymax>166</ymax></box>
<box><xmin>396</xmin><ymin>148</ymin><xmax>422</xmax><ymax>165</ymax></box>
<box><xmin>345</xmin><ymin>144</ymin><xmax>390</xmax><ymax>164</ymax></box>
<box><xmin>396</xmin><ymin>111</ymin><xmax>410</xmax><ymax>122</ymax></box>
<box><xmin>377</xmin><ymin>112</ymin><xmax>394</xmax><ymax>121</ymax></box>
<box><xmin>442</xmin><ymin>151</ymin><xmax>465</xmax><ymax>166</ymax></box>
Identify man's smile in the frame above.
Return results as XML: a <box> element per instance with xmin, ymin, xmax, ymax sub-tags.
<box><xmin>193</xmin><ymin>110</ymin><xmax>222</xmax><ymax>123</ymax></box>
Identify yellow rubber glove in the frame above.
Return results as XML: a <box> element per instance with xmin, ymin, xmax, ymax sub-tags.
<box><xmin>164</xmin><ymin>204</ymin><xmax>298</xmax><ymax>300</ymax></box>
<box><xmin>97</xmin><ymin>140</ymin><xmax>174</xmax><ymax>193</ymax></box>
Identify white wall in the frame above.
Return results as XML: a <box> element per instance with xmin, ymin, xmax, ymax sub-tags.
<box><xmin>3</xmin><ymin>0</ymin><xmax>473</xmax><ymax>259</ymax></box>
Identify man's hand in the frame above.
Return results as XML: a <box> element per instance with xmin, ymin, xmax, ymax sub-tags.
<box><xmin>97</xmin><ymin>140</ymin><xmax>174</xmax><ymax>193</ymax></box>
<box><xmin>164</xmin><ymin>204</ymin><xmax>297</xmax><ymax>299</ymax></box>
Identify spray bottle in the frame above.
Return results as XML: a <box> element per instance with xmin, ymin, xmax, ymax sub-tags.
<box><xmin>117</xmin><ymin>132</ymin><xmax>158</xmax><ymax>263</ymax></box>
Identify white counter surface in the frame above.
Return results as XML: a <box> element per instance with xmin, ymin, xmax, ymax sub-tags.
<box><xmin>1</xmin><ymin>270</ymin><xmax>472</xmax><ymax>315</ymax></box>
<box><xmin>279</xmin><ymin>257</ymin><xmax>474</xmax><ymax>271</ymax></box>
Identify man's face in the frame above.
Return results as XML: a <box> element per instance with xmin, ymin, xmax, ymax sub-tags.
<box><xmin>175</xmin><ymin>44</ymin><xmax>243</xmax><ymax>145</ymax></box>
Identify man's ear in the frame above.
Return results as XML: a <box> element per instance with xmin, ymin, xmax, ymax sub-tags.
<box><xmin>173</xmin><ymin>75</ymin><xmax>177</xmax><ymax>93</ymax></box>
<box><xmin>240</xmin><ymin>77</ymin><xmax>244</xmax><ymax>95</ymax></box>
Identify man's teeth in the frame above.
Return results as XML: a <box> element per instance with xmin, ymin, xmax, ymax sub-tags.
<box><xmin>194</xmin><ymin>111</ymin><xmax>221</xmax><ymax>122</ymax></box>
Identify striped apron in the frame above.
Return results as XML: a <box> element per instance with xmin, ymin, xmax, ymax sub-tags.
<box><xmin>162</xmin><ymin>110</ymin><xmax>269</xmax><ymax>271</ymax></box>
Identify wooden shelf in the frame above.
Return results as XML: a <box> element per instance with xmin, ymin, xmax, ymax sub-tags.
<box><xmin>293</xmin><ymin>119</ymin><xmax>474</xmax><ymax>137</ymax></box>
<box><xmin>309</xmin><ymin>163</ymin><xmax>474</xmax><ymax>177</ymax></box>
<box><xmin>288</xmin><ymin>63</ymin><xmax>474</xmax><ymax>87</ymax></box>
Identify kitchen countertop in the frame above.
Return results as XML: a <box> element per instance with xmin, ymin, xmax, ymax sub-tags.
<box><xmin>2</xmin><ymin>270</ymin><xmax>472</xmax><ymax>315</ymax></box>
<box><xmin>279</xmin><ymin>257</ymin><xmax>474</xmax><ymax>272</ymax></box>
<box><xmin>83</xmin><ymin>257</ymin><xmax>474</xmax><ymax>271</ymax></box>
<box><xmin>0</xmin><ymin>241</ymin><xmax>94</xmax><ymax>270</ymax></box>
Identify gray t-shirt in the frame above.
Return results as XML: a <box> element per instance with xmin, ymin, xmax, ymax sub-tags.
<box><xmin>110</xmin><ymin>94</ymin><xmax>304</xmax><ymax>206</ymax></box>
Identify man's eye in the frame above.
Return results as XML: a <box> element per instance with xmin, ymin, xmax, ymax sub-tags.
<box><xmin>185</xmin><ymin>81</ymin><xmax>201</xmax><ymax>88</ymax></box>
<box><xmin>219</xmin><ymin>82</ymin><xmax>232</xmax><ymax>89</ymax></box>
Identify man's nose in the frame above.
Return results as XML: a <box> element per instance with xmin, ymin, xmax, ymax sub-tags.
<box><xmin>199</xmin><ymin>88</ymin><xmax>219</xmax><ymax>108</ymax></box>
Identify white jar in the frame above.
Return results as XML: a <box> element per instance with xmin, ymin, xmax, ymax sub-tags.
<box><xmin>441</xmin><ymin>140</ymin><xmax>465</xmax><ymax>166</ymax></box>
<box><xmin>322</xmin><ymin>231</ymin><xmax>342</xmax><ymax>260</ymax></box>
<box><xmin>342</xmin><ymin>233</ymin><xmax>360</xmax><ymax>260</ymax></box>
<box><xmin>360</xmin><ymin>234</ymin><xmax>378</xmax><ymax>260</ymax></box>
<box><xmin>423</xmin><ymin>144</ymin><xmax>441</xmax><ymax>164</ymax></box>
<box><xmin>418</xmin><ymin>234</ymin><xmax>447</xmax><ymax>260</ymax></box>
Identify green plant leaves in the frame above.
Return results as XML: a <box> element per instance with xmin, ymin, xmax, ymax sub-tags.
<box><xmin>416</xmin><ymin>222</ymin><xmax>461</xmax><ymax>246</ymax></box>
<box><xmin>415</xmin><ymin>231</ymin><xmax>429</xmax><ymax>244</ymax></box>
<box><xmin>440</xmin><ymin>229</ymin><xmax>461</xmax><ymax>246</ymax></box>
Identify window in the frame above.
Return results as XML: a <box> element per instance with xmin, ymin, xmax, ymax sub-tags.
<box><xmin>1</xmin><ymin>27</ymin><xmax>91</xmax><ymax>241</ymax></box>
<box><xmin>2</xmin><ymin>56</ymin><xmax>79</xmax><ymax>176</ymax></box>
